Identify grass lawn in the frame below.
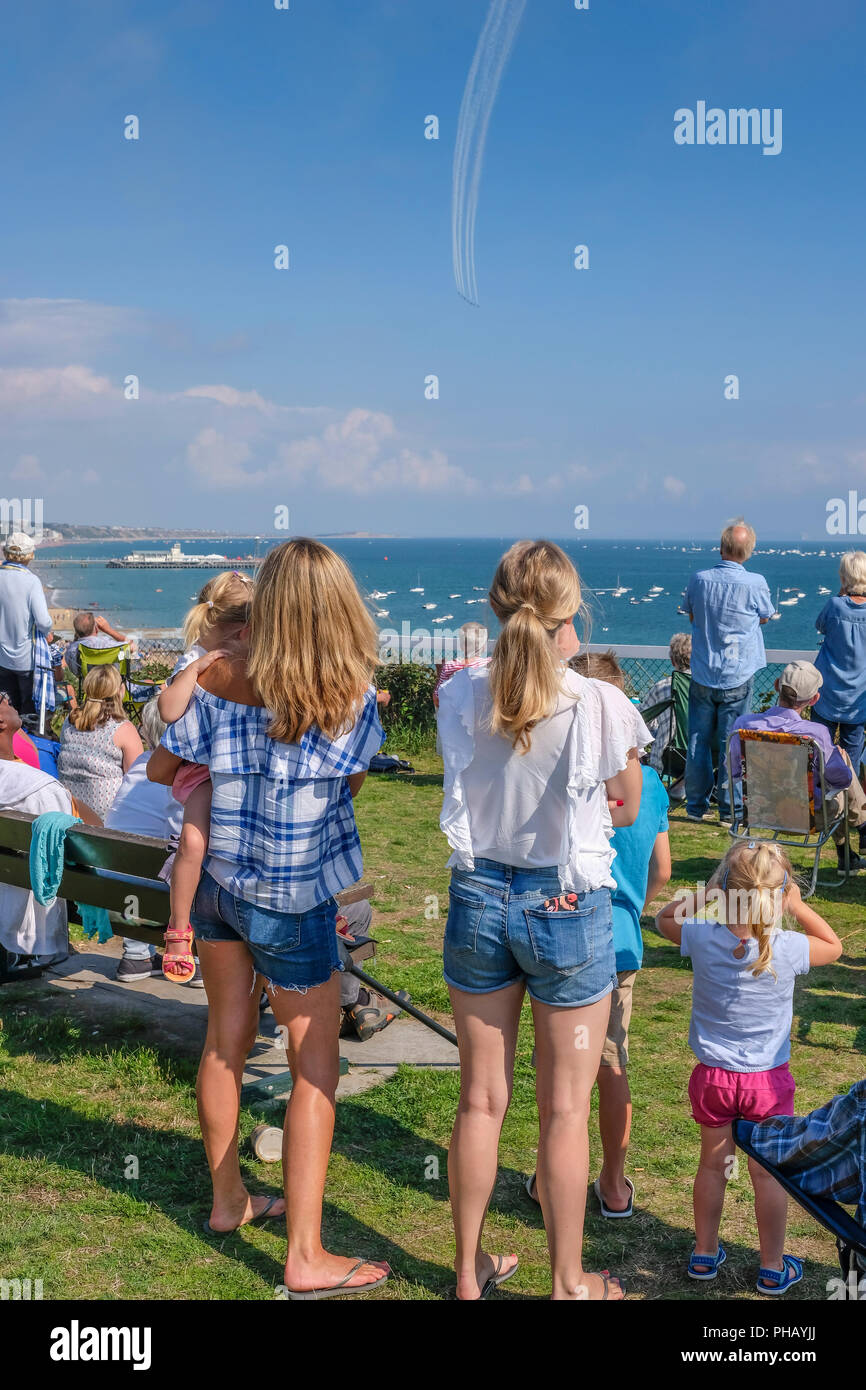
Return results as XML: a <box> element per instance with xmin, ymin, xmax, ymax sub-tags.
<box><xmin>0</xmin><ymin>750</ymin><xmax>863</xmax><ymax>1301</ymax></box>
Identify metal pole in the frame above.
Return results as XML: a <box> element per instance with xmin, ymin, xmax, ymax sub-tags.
<box><xmin>346</xmin><ymin>963</ymin><xmax>458</xmax><ymax>1047</ymax></box>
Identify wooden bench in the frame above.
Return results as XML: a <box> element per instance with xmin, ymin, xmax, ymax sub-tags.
<box><xmin>0</xmin><ymin>810</ymin><xmax>374</xmax><ymax>982</ymax></box>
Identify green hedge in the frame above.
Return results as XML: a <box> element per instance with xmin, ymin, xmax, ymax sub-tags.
<box><xmin>375</xmin><ymin>661</ymin><xmax>438</xmax><ymax>754</ymax></box>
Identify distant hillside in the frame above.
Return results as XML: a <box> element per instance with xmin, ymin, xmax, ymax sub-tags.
<box><xmin>42</xmin><ymin>525</ymin><xmax>232</xmax><ymax>542</ymax></box>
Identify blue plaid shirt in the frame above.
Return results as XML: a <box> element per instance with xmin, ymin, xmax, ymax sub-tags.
<box><xmin>161</xmin><ymin>685</ymin><xmax>384</xmax><ymax>913</ymax></box>
<box><xmin>746</xmin><ymin>1080</ymin><xmax>866</xmax><ymax>1226</ymax></box>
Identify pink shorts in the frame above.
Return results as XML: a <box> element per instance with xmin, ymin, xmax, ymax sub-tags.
<box><xmin>688</xmin><ymin>1062</ymin><xmax>796</xmax><ymax>1128</ymax></box>
<box><xmin>171</xmin><ymin>762</ymin><xmax>211</xmax><ymax>806</ymax></box>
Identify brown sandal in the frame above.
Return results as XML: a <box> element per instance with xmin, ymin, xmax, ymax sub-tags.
<box><xmin>162</xmin><ymin>926</ymin><xmax>196</xmax><ymax>982</ymax></box>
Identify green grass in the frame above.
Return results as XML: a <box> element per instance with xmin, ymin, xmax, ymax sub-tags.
<box><xmin>1</xmin><ymin>760</ymin><xmax>863</xmax><ymax>1300</ymax></box>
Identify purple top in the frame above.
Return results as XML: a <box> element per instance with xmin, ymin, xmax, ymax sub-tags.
<box><xmin>728</xmin><ymin>705</ymin><xmax>852</xmax><ymax>792</ymax></box>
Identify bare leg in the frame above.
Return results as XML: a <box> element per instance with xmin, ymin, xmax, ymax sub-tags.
<box><xmin>196</xmin><ymin>938</ymin><xmax>286</xmax><ymax>1230</ymax></box>
<box><xmin>447</xmin><ymin>982</ymin><xmax>523</xmax><ymax>1300</ymax></box>
<box><xmin>596</xmin><ymin>1064</ymin><xmax>633</xmax><ymax>1210</ymax></box>
<box><xmin>532</xmin><ymin>993</ymin><xmax>623</xmax><ymax>1301</ymax></box>
<box><xmin>270</xmin><ymin>972</ymin><xmax>388</xmax><ymax>1293</ymax></box>
<box><xmin>692</xmin><ymin>1123</ymin><xmax>733</xmax><ymax>1270</ymax></box>
<box><xmin>170</xmin><ymin>782</ymin><xmax>211</xmax><ymax>927</ymax></box>
<box><xmin>749</xmin><ymin>1157</ymin><xmax>788</xmax><ymax>1281</ymax></box>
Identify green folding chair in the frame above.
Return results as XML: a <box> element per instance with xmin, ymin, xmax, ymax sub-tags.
<box><xmin>77</xmin><ymin>642</ymin><xmax>157</xmax><ymax>725</ymax></box>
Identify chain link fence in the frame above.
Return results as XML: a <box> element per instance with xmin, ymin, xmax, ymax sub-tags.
<box><xmin>587</xmin><ymin>646</ymin><xmax>812</xmax><ymax>713</ymax></box>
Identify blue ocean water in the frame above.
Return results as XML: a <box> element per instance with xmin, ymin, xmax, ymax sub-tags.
<box><xmin>35</xmin><ymin>536</ymin><xmax>845</xmax><ymax>653</ymax></box>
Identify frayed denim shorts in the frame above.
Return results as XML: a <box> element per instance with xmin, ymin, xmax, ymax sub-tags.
<box><xmin>443</xmin><ymin>859</ymin><xmax>616</xmax><ymax>1008</ymax></box>
<box><xmin>192</xmin><ymin>870</ymin><xmax>342</xmax><ymax>994</ymax></box>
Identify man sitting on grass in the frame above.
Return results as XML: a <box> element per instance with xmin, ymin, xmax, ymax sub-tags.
<box><xmin>729</xmin><ymin>660</ymin><xmax>866</xmax><ymax>871</ymax></box>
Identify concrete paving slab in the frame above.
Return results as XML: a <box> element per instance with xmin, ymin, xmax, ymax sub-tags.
<box><xmin>38</xmin><ymin>944</ymin><xmax>459</xmax><ymax>1099</ymax></box>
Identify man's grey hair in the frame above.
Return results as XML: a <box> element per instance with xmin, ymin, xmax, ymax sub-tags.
<box><xmin>669</xmin><ymin>632</ymin><xmax>692</xmax><ymax>672</ymax></box>
<box><xmin>839</xmin><ymin>549</ymin><xmax>866</xmax><ymax>597</ymax></box>
<box><xmin>720</xmin><ymin>517</ymin><xmax>757</xmax><ymax>563</ymax></box>
<box><xmin>140</xmin><ymin>698</ymin><xmax>167</xmax><ymax>750</ymax></box>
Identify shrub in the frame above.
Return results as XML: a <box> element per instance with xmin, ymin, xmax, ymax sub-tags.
<box><xmin>375</xmin><ymin>661</ymin><xmax>438</xmax><ymax>753</ymax></box>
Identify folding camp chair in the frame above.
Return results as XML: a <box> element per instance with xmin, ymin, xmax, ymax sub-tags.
<box><xmin>640</xmin><ymin>669</ymin><xmax>691</xmax><ymax>791</ymax></box>
<box><xmin>77</xmin><ymin>642</ymin><xmax>157</xmax><ymax>725</ymax></box>
<box><xmin>735</xmin><ymin>1113</ymin><xmax>866</xmax><ymax>1300</ymax></box>
<box><xmin>726</xmin><ymin>728</ymin><xmax>849</xmax><ymax>898</ymax></box>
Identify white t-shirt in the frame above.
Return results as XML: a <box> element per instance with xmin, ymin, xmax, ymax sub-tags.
<box><xmin>0</xmin><ymin>760</ymin><xmax>71</xmax><ymax>955</ymax></box>
<box><xmin>437</xmin><ymin>666</ymin><xmax>653</xmax><ymax>892</ymax></box>
<box><xmin>169</xmin><ymin>644</ymin><xmax>205</xmax><ymax>681</ymax></box>
<box><xmin>104</xmin><ymin>752</ymin><xmax>183</xmax><ymax>843</ymax></box>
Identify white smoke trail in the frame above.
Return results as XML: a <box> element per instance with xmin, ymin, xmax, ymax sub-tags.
<box><xmin>452</xmin><ymin>0</ymin><xmax>527</xmax><ymax>306</ymax></box>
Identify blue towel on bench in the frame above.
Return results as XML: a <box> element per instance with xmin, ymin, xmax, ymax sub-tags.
<box><xmin>28</xmin><ymin>811</ymin><xmax>114</xmax><ymax>943</ymax></box>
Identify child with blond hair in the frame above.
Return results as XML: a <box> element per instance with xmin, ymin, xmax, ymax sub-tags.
<box><xmin>656</xmin><ymin>840</ymin><xmax>842</xmax><ymax>1294</ymax></box>
<box><xmin>156</xmin><ymin>570</ymin><xmax>254</xmax><ymax>982</ymax></box>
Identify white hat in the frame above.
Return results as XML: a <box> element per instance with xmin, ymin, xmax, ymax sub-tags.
<box><xmin>3</xmin><ymin>531</ymin><xmax>36</xmax><ymax>556</ymax></box>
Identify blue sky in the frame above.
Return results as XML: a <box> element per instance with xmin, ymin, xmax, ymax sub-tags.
<box><xmin>1</xmin><ymin>0</ymin><xmax>864</xmax><ymax>539</ymax></box>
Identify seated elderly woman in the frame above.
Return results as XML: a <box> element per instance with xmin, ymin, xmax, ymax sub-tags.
<box><xmin>812</xmin><ymin>550</ymin><xmax>866</xmax><ymax>779</ymax></box>
<box><xmin>56</xmin><ymin>665</ymin><xmax>143</xmax><ymax>822</ymax></box>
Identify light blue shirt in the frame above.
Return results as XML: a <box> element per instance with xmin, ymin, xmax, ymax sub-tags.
<box><xmin>685</xmin><ymin>560</ymin><xmax>775</xmax><ymax>690</ymax></box>
<box><xmin>0</xmin><ymin>563</ymin><xmax>52</xmax><ymax>670</ymax></box>
<box><xmin>680</xmin><ymin>919</ymin><xmax>810</xmax><ymax>1071</ymax></box>
<box><xmin>610</xmin><ymin>766</ymin><xmax>669</xmax><ymax>972</ymax></box>
<box><xmin>813</xmin><ymin>596</ymin><xmax>866</xmax><ymax>724</ymax></box>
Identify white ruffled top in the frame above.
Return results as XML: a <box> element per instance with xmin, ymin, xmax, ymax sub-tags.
<box><xmin>437</xmin><ymin>664</ymin><xmax>653</xmax><ymax>894</ymax></box>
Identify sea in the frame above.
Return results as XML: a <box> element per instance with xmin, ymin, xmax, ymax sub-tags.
<box><xmin>33</xmin><ymin>536</ymin><xmax>846</xmax><ymax>653</ymax></box>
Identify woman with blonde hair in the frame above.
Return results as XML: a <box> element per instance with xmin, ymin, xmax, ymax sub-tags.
<box><xmin>436</xmin><ymin>539</ymin><xmax>651</xmax><ymax>1300</ymax></box>
<box><xmin>657</xmin><ymin>841</ymin><xmax>841</xmax><ymax>1293</ymax></box>
<box><xmin>812</xmin><ymin>549</ymin><xmax>866</xmax><ymax>778</ymax></box>
<box><xmin>148</xmin><ymin>539</ymin><xmax>389</xmax><ymax>1297</ymax></box>
<box><xmin>57</xmin><ymin>665</ymin><xmax>143</xmax><ymax>821</ymax></box>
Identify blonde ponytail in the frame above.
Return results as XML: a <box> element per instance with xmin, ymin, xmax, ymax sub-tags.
<box><xmin>716</xmin><ymin>840</ymin><xmax>794</xmax><ymax>977</ymax></box>
<box><xmin>487</xmin><ymin>540</ymin><xmax>583</xmax><ymax>752</ymax></box>
<box><xmin>182</xmin><ymin>570</ymin><xmax>254</xmax><ymax>647</ymax></box>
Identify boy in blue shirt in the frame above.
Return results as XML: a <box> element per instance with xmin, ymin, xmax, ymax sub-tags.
<box><xmin>578</xmin><ymin>652</ymin><xmax>671</xmax><ymax>1218</ymax></box>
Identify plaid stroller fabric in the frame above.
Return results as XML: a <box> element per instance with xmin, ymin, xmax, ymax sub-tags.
<box><xmin>31</xmin><ymin>626</ymin><xmax>58</xmax><ymax>717</ymax></box>
<box><xmin>743</xmin><ymin>1080</ymin><xmax>866</xmax><ymax>1225</ymax></box>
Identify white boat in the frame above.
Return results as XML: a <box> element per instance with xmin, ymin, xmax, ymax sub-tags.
<box><xmin>409</xmin><ymin>587</ymin><xmax>424</xmax><ymax>593</ymax></box>
<box><xmin>472</xmin><ymin>586</ymin><xmax>485</xmax><ymax>591</ymax></box>
<box><xmin>612</xmin><ymin>585</ymin><xmax>630</xmax><ymax>597</ymax></box>
<box><xmin>432</xmin><ymin>614</ymin><xmax>453</xmax><ymax>623</ymax></box>
<box><xmin>818</xmin><ymin>586</ymin><xmax>831</xmax><ymax>595</ymax></box>
<box><xmin>375</xmin><ymin>609</ymin><xmax>389</xmax><ymax>617</ymax></box>
<box><xmin>649</xmin><ymin>585</ymin><xmax>663</xmax><ymax>595</ymax></box>
<box><xmin>449</xmin><ymin>593</ymin><xmax>461</xmax><ymax>598</ymax></box>
<box><xmin>369</xmin><ymin>590</ymin><xmax>388</xmax><ymax>600</ymax></box>
<box><xmin>779</xmin><ymin>597</ymin><xmax>799</xmax><ymax>606</ymax></box>
<box><xmin>422</xmin><ymin>603</ymin><xmax>436</xmax><ymax>610</ymax></box>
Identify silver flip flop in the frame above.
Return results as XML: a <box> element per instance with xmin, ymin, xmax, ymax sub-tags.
<box><xmin>275</xmin><ymin>1259</ymin><xmax>390</xmax><ymax>1300</ymax></box>
<box><xmin>593</xmin><ymin>1176</ymin><xmax>635</xmax><ymax>1219</ymax></box>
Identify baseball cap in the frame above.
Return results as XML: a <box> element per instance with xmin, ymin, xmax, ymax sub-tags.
<box><xmin>3</xmin><ymin>531</ymin><xmax>36</xmax><ymax>556</ymax></box>
<box><xmin>778</xmin><ymin>660</ymin><xmax>822</xmax><ymax>702</ymax></box>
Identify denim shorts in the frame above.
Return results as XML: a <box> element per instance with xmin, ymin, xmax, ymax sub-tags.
<box><xmin>191</xmin><ymin>871</ymin><xmax>343</xmax><ymax>994</ymax></box>
<box><xmin>443</xmin><ymin>859</ymin><xmax>616</xmax><ymax>1008</ymax></box>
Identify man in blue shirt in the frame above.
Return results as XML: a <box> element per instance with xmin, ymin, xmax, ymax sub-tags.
<box><xmin>0</xmin><ymin>531</ymin><xmax>53</xmax><ymax>717</ymax></box>
<box><xmin>684</xmin><ymin>519</ymin><xmax>775</xmax><ymax>823</ymax></box>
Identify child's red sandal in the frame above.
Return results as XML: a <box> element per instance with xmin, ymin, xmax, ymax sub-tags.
<box><xmin>162</xmin><ymin>926</ymin><xmax>197</xmax><ymax>983</ymax></box>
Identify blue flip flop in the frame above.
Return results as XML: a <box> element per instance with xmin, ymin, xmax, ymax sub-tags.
<box><xmin>687</xmin><ymin>1243</ymin><xmax>727</xmax><ymax>1281</ymax></box>
<box><xmin>757</xmin><ymin>1254</ymin><xmax>804</xmax><ymax>1295</ymax></box>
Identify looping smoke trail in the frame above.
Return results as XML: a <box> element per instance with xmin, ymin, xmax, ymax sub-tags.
<box><xmin>452</xmin><ymin>0</ymin><xmax>527</xmax><ymax>306</ymax></box>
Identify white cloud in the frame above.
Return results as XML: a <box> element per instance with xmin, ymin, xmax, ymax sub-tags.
<box><xmin>186</xmin><ymin>429</ymin><xmax>262</xmax><ymax>490</ymax></box>
<box><xmin>0</xmin><ymin>365</ymin><xmax>114</xmax><ymax>410</ymax></box>
<box><xmin>0</xmin><ymin>299</ymin><xmax>137</xmax><ymax>362</ymax></box>
<box><xmin>663</xmin><ymin>475</ymin><xmax>686</xmax><ymax>498</ymax></box>
<box><xmin>182</xmin><ymin>384</ymin><xmax>276</xmax><ymax>414</ymax></box>
<box><xmin>11</xmin><ymin>453</ymin><xmax>42</xmax><ymax>480</ymax></box>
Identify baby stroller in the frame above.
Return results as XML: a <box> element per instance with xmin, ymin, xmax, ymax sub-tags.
<box><xmin>734</xmin><ymin>1080</ymin><xmax>866</xmax><ymax>1299</ymax></box>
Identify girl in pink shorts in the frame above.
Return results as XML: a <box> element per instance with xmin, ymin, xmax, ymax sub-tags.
<box><xmin>657</xmin><ymin>841</ymin><xmax>842</xmax><ymax>1296</ymax></box>
<box><xmin>155</xmin><ymin>572</ymin><xmax>253</xmax><ymax>982</ymax></box>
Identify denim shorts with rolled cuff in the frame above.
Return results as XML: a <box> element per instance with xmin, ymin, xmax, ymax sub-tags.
<box><xmin>191</xmin><ymin>869</ymin><xmax>343</xmax><ymax>994</ymax></box>
<box><xmin>443</xmin><ymin>858</ymin><xmax>617</xmax><ymax>1008</ymax></box>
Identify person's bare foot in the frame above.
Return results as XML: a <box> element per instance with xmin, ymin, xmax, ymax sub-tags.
<box><xmin>283</xmin><ymin>1252</ymin><xmax>390</xmax><ymax>1294</ymax></box>
<box><xmin>555</xmin><ymin>1270</ymin><xmax>624</xmax><ymax>1301</ymax></box>
<box><xmin>456</xmin><ymin>1251</ymin><xmax>519</xmax><ymax>1300</ymax></box>
<box><xmin>207</xmin><ymin>1191</ymin><xmax>286</xmax><ymax>1233</ymax></box>
<box><xmin>597</xmin><ymin>1174</ymin><xmax>633</xmax><ymax>1212</ymax></box>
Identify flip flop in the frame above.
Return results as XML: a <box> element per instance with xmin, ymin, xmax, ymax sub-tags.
<box><xmin>275</xmin><ymin>1259</ymin><xmax>390</xmax><ymax>1300</ymax></box>
<box><xmin>593</xmin><ymin>1175</ymin><xmax>635</xmax><ymax>1219</ymax></box>
<box><xmin>203</xmin><ymin>1193</ymin><xmax>284</xmax><ymax>1235</ymax></box>
<box><xmin>479</xmin><ymin>1254</ymin><xmax>519</xmax><ymax>1299</ymax></box>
